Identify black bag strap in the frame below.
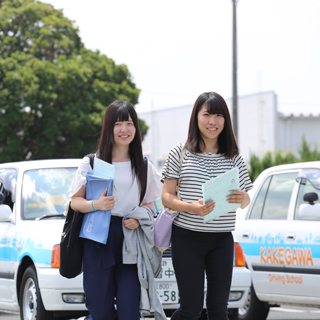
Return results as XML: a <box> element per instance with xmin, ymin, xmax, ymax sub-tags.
<box><xmin>86</xmin><ymin>153</ymin><xmax>95</xmax><ymax>170</ymax></box>
<box><xmin>139</xmin><ymin>157</ymin><xmax>148</xmax><ymax>206</ymax></box>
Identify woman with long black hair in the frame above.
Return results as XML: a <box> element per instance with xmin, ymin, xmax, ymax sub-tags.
<box><xmin>162</xmin><ymin>92</ymin><xmax>253</xmax><ymax>320</ymax></box>
<box><xmin>70</xmin><ymin>100</ymin><xmax>162</xmax><ymax>320</ymax></box>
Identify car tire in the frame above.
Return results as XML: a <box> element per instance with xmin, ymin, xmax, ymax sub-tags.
<box><xmin>20</xmin><ymin>266</ymin><xmax>54</xmax><ymax>320</ymax></box>
<box><xmin>238</xmin><ymin>285</ymin><xmax>269</xmax><ymax>320</ymax></box>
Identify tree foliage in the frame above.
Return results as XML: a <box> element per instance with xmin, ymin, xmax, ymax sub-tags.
<box><xmin>248</xmin><ymin>136</ymin><xmax>320</xmax><ymax>182</ymax></box>
<box><xmin>0</xmin><ymin>0</ymin><xmax>147</xmax><ymax>162</ymax></box>
<box><xmin>0</xmin><ymin>0</ymin><xmax>83</xmax><ymax>60</ymax></box>
<box><xmin>298</xmin><ymin>135</ymin><xmax>320</xmax><ymax>162</ymax></box>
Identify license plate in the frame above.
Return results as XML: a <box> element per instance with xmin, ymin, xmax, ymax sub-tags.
<box><xmin>156</xmin><ymin>282</ymin><xmax>179</xmax><ymax>304</ymax></box>
<box><xmin>156</xmin><ymin>259</ymin><xmax>176</xmax><ymax>280</ymax></box>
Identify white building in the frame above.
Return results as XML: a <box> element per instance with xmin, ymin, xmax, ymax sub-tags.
<box><xmin>138</xmin><ymin>91</ymin><xmax>320</xmax><ymax>172</ymax></box>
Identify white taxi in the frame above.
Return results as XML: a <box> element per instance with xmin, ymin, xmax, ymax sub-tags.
<box><xmin>234</xmin><ymin>161</ymin><xmax>320</xmax><ymax>320</ymax></box>
<box><xmin>0</xmin><ymin>159</ymin><xmax>251</xmax><ymax>320</ymax></box>
<box><xmin>0</xmin><ymin>159</ymin><xmax>88</xmax><ymax>320</ymax></box>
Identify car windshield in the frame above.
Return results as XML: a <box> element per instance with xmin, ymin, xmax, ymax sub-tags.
<box><xmin>296</xmin><ymin>169</ymin><xmax>320</xmax><ymax>191</ymax></box>
<box><xmin>22</xmin><ymin>167</ymin><xmax>77</xmax><ymax>220</ymax></box>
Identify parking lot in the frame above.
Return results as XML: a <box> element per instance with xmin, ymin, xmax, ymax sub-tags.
<box><xmin>1</xmin><ymin>306</ymin><xmax>320</xmax><ymax>320</ymax></box>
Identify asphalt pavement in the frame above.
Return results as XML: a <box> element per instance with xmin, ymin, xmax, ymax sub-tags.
<box><xmin>1</xmin><ymin>306</ymin><xmax>320</xmax><ymax>320</ymax></box>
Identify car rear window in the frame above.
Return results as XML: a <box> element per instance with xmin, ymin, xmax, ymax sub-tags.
<box><xmin>22</xmin><ymin>168</ymin><xmax>77</xmax><ymax>220</ymax></box>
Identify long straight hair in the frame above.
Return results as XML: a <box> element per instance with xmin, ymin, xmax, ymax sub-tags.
<box><xmin>97</xmin><ymin>100</ymin><xmax>146</xmax><ymax>194</ymax></box>
<box><xmin>186</xmin><ymin>92</ymin><xmax>239</xmax><ymax>158</ymax></box>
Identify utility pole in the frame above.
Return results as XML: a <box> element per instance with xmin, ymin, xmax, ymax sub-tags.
<box><xmin>232</xmin><ymin>0</ymin><xmax>238</xmax><ymax>139</ymax></box>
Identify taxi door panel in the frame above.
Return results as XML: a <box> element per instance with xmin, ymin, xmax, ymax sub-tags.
<box><xmin>0</xmin><ymin>169</ymin><xmax>18</xmax><ymax>304</ymax></box>
<box><xmin>283</xmin><ymin>176</ymin><xmax>320</xmax><ymax>298</ymax></box>
<box><xmin>284</xmin><ymin>221</ymin><xmax>320</xmax><ymax>298</ymax></box>
<box><xmin>0</xmin><ymin>222</ymin><xmax>16</xmax><ymax>303</ymax></box>
<box><xmin>240</xmin><ymin>171</ymin><xmax>299</xmax><ymax>297</ymax></box>
<box><xmin>242</xmin><ymin>221</ymin><xmax>289</xmax><ymax>296</ymax></box>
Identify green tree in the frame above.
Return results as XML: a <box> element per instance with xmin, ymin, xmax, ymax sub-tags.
<box><xmin>0</xmin><ymin>0</ymin><xmax>83</xmax><ymax>60</ymax></box>
<box><xmin>0</xmin><ymin>0</ymin><xmax>148</xmax><ymax>162</ymax></box>
<box><xmin>248</xmin><ymin>136</ymin><xmax>320</xmax><ymax>182</ymax></box>
<box><xmin>298</xmin><ymin>135</ymin><xmax>320</xmax><ymax>162</ymax></box>
<box><xmin>248</xmin><ymin>154</ymin><xmax>263</xmax><ymax>183</ymax></box>
<box><xmin>248</xmin><ymin>150</ymin><xmax>297</xmax><ymax>182</ymax></box>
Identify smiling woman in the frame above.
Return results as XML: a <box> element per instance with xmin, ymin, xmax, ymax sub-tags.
<box><xmin>197</xmin><ymin>108</ymin><xmax>225</xmax><ymax>151</ymax></box>
<box><xmin>161</xmin><ymin>92</ymin><xmax>253</xmax><ymax>320</ymax></box>
<box><xmin>69</xmin><ymin>100</ymin><xmax>165</xmax><ymax>319</ymax></box>
<box><xmin>113</xmin><ymin>118</ymin><xmax>136</xmax><ymax>149</ymax></box>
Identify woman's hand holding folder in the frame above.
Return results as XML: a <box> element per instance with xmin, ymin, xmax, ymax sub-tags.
<box><xmin>190</xmin><ymin>199</ymin><xmax>216</xmax><ymax>217</ymax></box>
<box><xmin>92</xmin><ymin>187</ymin><xmax>115</xmax><ymax>212</ymax></box>
<box><xmin>226</xmin><ymin>189</ymin><xmax>250</xmax><ymax>209</ymax></box>
<box><xmin>80</xmin><ymin>175</ymin><xmax>114</xmax><ymax>244</ymax></box>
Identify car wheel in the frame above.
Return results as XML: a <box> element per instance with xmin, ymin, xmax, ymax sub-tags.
<box><xmin>20</xmin><ymin>266</ymin><xmax>54</xmax><ymax>320</ymax></box>
<box><xmin>238</xmin><ymin>285</ymin><xmax>269</xmax><ymax>320</ymax></box>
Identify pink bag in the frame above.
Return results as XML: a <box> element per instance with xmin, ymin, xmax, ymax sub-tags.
<box><xmin>154</xmin><ymin>207</ymin><xmax>178</xmax><ymax>251</ymax></box>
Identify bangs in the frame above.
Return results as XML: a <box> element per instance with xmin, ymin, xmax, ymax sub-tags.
<box><xmin>204</xmin><ymin>98</ymin><xmax>226</xmax><ymax>116</ymax></box>
<box><xmin>115</xmin><ymin>106</ymin><xmax>131</xmax><ymax>122</ymax></box>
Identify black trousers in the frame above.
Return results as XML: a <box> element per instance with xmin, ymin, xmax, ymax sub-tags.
<box><xmin>171</xmin><ymin>225</ymin><xmax>234</xmax><ymax>320</ymax></box>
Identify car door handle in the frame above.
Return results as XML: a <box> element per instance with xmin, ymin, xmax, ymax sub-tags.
<box><xmin>286</xmin><ymin>233</ymin><xmax>296</xmax><ymax>241</ymax></box>
<box><xmin>242</xmin><ymin>232</ymin><xmax>250</xmax><ymax>239</ymax></box>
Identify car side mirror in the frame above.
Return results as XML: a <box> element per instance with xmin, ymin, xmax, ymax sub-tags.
<box><xmin>0</xmin><ymin>204</ymin><xmax>13</xmax><ymax>222</ymax></box>
<box><xmin>299</xmin><ymin>192</ymin><xmax>320</xmax><ymax>219</ymax></box>
<box><xmin>303</xmin><ymin>192</ymin><xmax>318</xmax><ymax>204</ymax></box>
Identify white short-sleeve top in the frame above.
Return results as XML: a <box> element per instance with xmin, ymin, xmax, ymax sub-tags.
<box><xmin>70</xmin><ymin>156</ymin><xmax>162</xmax><ymax>217</ymax></box>
<box><xmin>161</xmin><ymin>144</ymin><xmax>253</xmax><ymax>232</ymax></box>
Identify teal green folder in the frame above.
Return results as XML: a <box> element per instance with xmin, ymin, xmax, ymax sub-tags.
<box><xmin>202</xmin><ymin>167</ymin><xmax>240</xmax><ymax>223</ymax></box>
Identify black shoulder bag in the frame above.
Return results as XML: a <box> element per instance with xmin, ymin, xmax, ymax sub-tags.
<box><xmin>139</xmin><ymin>157</ymin><xmax>148</xmax><ymax>205</ymax></box>
<box><xmin>59</xmin><ymin>154</ymin><xmax>94</xmax><ymax>279</ymax></box>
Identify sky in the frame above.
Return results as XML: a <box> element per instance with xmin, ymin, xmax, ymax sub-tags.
<box><xmin>42</xmin><ymin>0</ymin><xmax>320</xmax><ymax>115</ymax></box>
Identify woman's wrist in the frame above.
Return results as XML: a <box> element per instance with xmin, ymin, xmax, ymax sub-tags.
<box><xmin>91</xmin><ymin>200</ymin><xmax>97</xmax><ymax>211</ymax></box>
<box><xmin>187</xmin><ymin>202</ymin><xmax>195</xmax><ymax>214</ymax></box>
<box><xmin>240</xmin><ymin>193</ymin><xmax>250</xmax><ymax>209</ymax></box>
<box><xmin>178</xmin><ymin>200</ymin><xmax>195</xmax><ymax>214</ymax></box>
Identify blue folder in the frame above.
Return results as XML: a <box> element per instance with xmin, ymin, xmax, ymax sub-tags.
<box><xmin>79</xmin><ymin>172</ymin><xmax>113</xmax><ymax>244</ymax></box>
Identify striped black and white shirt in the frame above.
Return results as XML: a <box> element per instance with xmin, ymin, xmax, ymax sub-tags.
<box><xmin>161</xmin><ymin>143</ymin><xmax>253</xmax><ymax>233</ymax></box>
